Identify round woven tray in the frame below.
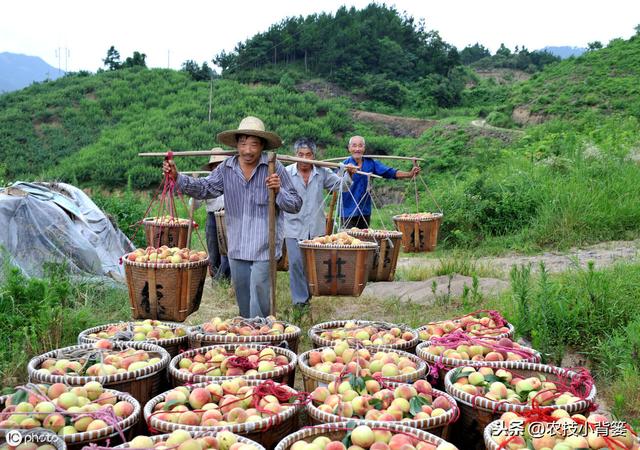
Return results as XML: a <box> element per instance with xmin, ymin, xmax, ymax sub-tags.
<box><xmin>273</xmin><ymin>421</ymin><xmax>459</xmax><ymax>450</ymax></box>
<box><xmin>298</xmin><ymin>346</ymin><xmax>427</xmax><ymax>393</ymax></box>
<box><xmin>168</xmin><ymin>343</ymin><xmax>298</xmax><ymax>387</ymax></box>
<box><xmin>416</xmin><ymin>339</ymin><xmax>541</xmax><ymax>388</ymax></box>
<box><xmin>187</xmin><ymin>320</ymin><xmax>302</xmax><ymax>354</ymax></box>
<box><xmin>444</xmin><ymin>361</ymin><xmax>597</xmax><ymax>450</ymax></box>
<box><xmin>0</xmin><ymin>429</ymin><xmax>66</xmax><ymax>450</ymax></box>
<box><xmin>416</xmin><ymin>312</ymin><xmax>515</xmax><ymax>342</ymax></box>
<box><xmin>144</xmin><ymin>380</ymin><xmax>301</xmax><ymax>450</ymax></box>
<box><xmin>113</xmin><ymin>430</ymin><xmax>265</xmax><ymax>450</ymax></box>
<box><xmin>27</xmin><ymin>341</ymin><xmax>170</xmax><ymax>407</ymax></box>
<box><xmin>306</xmin><ymin>380</ymin><xmax>458</xmax><ymax>438</ymax></box>
<box><xmin>0</xmin><ymin>388</ymin><xmax>140</xmax><ymax>450</ymax></box>
<box><xmin>308</xmin><ymin>320</ymin><xmax>419</xmax><ymax>352</ymax></box>
<box><xmin>78</xmin><ymin>321</ymin><xmax>188</xmax><ymax>358</ymax></box>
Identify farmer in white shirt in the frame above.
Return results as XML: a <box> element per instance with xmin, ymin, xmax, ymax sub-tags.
<box><xmin>284</xmin><ymin>138</ymin><xmax>355</xmax><ymax>308</ymax></box>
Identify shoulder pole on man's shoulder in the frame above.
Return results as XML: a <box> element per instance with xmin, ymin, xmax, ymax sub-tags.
<box><xmin>268</xmin><ymin>152</ymin><xmax>277</xmax><ymax>316</ymax></box>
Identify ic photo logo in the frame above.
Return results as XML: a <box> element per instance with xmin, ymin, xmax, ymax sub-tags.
<box><xmin>4</xmin><ymin>430</ymin><xmax>59</xmax><ymax>447</ymax></box>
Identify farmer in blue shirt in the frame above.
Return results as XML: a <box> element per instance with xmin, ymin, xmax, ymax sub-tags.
<box><xmin>341</xmin><ymin>135</ymin><xmax>420</xmax><ymax>229</ymax></box>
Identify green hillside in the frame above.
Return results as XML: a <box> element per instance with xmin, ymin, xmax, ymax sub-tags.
<box><xmin>501</xmin><ymin>35</ymin><xmax>640</xmax><ymax>121</ymax></box>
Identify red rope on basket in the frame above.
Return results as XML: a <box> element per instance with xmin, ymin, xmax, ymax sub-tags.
<box><xmin>428</xmin><ymin>330</ymin><xmax>536</xmax><ymax>359</ymax></box>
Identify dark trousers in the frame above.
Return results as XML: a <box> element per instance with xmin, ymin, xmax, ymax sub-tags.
<box><xmin>205</xmin><ymin>212</ymin><xmax>230</xmax><ymax>280</ymax></box>
<box><xmin>341</xmin><ymin>214</ymin><xmax>371</xmax><ymax>230</ymax></box>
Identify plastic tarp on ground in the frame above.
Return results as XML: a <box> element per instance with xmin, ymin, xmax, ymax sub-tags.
<box><xmin>0</xmin><ymin>181</ymin><xmax>135</xmax><ymax>281</ymax></box>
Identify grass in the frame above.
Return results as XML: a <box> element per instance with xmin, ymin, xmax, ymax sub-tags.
<box><xmin>0</xmin><ymin>264</ymin><xmax>129</xmax><ymax>387</ymax></box>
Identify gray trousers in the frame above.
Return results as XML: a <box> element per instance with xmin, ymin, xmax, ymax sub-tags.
<box><xmin>228</xmin><ymin>258</ymin><xmax>270</xmax><ymax>318</ymax></box>
<box><xmin>285</xmin><ymin>238</ymin><xmax>311</xmax><ymax>304</ymax></box>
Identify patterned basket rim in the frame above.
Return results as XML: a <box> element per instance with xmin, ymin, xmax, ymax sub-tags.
<box><xmin>0</xmin><ymin>428</ymin><xmax>66</xmax><ymax>450</ymax></box>
<box><xmin>122</xmin><ymin>254</ymin><xmax>209</xmax><ymax>269</ymax></box>
<box><xmin>346</xmin><ymin>230</ymin><xmax>403</xmax><ymax>238</ymax></box>
<box><xmin>392</xmin><ymin>213</ymin><xmax>443</xmax><ymax>222</ymax></box>
<box><xmin>273</xmin><ymin>420</ymin><xmax>454</xmax><ymax>450</ymax></box>
<box><xmin>444</xmin><ymin>361</ymin><xmax>597</xmax><ymax>414</ymax></box>
<box><xmin>0</xmin><ymin>388</ymin><xmax>140</xmax><ymax>444</ymax></box>
<box><xmin>78</xmin><ymin>321</ymin><xmax>189</xmax><ymax>347</ymax></box>
<box><xmin>113</xmin><ymin>431</ymin><xmax>266</xmax><ymax>450</ymax></box>
<box><xmin>168</xmin><ymin>343</ymin><xmax>298</xmax><ymax>383</ymax></box>
<box><xmin>188</xmin><ymin>321</ymin><xmax>302</xmax><ymax>342</ymax></box>
<box><xmin>144</xmin><ymin>380</ymin><xmax>300</xmax><ymax>434</ymax></box>
<box><xmin>308</xmin><ymin>320</ymin><xmax>419</xmax><ymax>350</ymax></box>
<box><xmin>306</xmin><ymin>384</ymin><xmax>457</xmax><ymax>429</ymax></box>
<box><xmin>27</xmin><ymin>341</ymin><xmax>170</xmax><ymax>385</ymax></box>
<box><xmin>416</xmin><ymin>322</ymin><xmax>515</xmax><ymax>341</ymax></box>
<box><xmin>297</xmin><ymin>241</ymin><xmax>379</xmax><ymax>249</ymax></box>
<box><xmin>298</xmin><ymin>346</ymin><xmax>427</xmax><ymax>383</ymax></box>
<box><xmin>143</xmin><ymin>217</ymin><xmax>194</xmax><ymax>227</ymax></box>
<box><xmin>416</xmin><ymin>340</ymin><xmax>542</xmax><ymax>367</ymax></box>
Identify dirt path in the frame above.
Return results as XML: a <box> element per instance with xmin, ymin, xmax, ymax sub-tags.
<box><xmin>364</xmin><ymin>239</ymin><xmax>640</xmax><ymax>305</ymax></box>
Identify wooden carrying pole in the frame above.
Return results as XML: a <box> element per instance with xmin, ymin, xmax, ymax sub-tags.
<box><xmin>276</xmin><ymin>155</ymin><xmax>382</xmax><ymax>178</ymax></box>
<box><xmin>268</xmin><ymin>152</ymin><xmax>277</xmax><ymax>316</ymax></box>
<box><xmin>322</xmin><ymin>155</ymin><xmax>425</xmax><ymax>163</ymax></box>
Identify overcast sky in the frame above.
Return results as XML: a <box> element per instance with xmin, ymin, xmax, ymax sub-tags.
<box><xmin>3</xmin><ymin>0</ymin><xmax>639</xmax><ymax>73</ymax></box>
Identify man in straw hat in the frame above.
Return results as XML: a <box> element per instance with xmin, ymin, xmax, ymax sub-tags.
<box><xmin>284</xmin><ymin>138</ymin><xmax>356</xmax><ymax>309</ymax></box>
<box><xmin>192</xmin><ymin>150</ymin><xmax>230</xmax><ymax>281</ymax></box>
<box><xmin>164</xmin><ymin>116</ymin><xmax>302</xmax><ymax>318</ymax></box>
<box><xmin>340</xmin><ymin>135</ymin><xmax>420</xmax><ymax>229</ymax></box>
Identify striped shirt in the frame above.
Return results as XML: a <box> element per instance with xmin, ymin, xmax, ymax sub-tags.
<box><xmin>284</xmin><ymin>164</ymin><xmax>352</xmax><ymax>240</ymax></box>
<box><xmin>176</xmin><ymin>153</ymin><xmax>302</xmax><ymax>261</ymax></box>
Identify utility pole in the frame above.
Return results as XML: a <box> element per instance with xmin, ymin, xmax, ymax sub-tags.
<box><xmin>167</xmin><ymin>50</ymin><xmax>170</xmax><ymax>69</ymax></box>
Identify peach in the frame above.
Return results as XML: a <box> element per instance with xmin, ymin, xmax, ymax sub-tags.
<box><xmin>226</xmin><ymin>407</ymin><xmax>248</xmax><ymax>423</ymax></box>
<box><xmin>189</xmin><ymin>388</ymin><xmax>211</xmax><ymax>409</ymax></box>
<box><xmin>166</xmin><ymin>430</ymin><xmax>193</xmax><ymax>447</ymax></box>
<box><xmin>47</xmin><ymin>383</ymin><xmax>67</xmax><ymax>400</ymax></box>
<box><xmin>86</xmin><ymin>419</ymin><xmax>108</xmax><ymax>431</ymax></box>
<box><xmin>43</xmin><ymin>413</ymin><xmax>66</xmax><ymax>432</ymax></box>
<box><xmin>325</xmin><ymin>442</ymin><xmax>347</xmax><ymax>450</ymax></box>
<box><xmin>431</xmin><ymin>396</ymin><xmax>451</xmax><ymax>411</ymax></box>
<box><xmin>413</xmin><ymin>380</ymin><xmax>432</xmax><ymax>395</ymax></box>
<box><xmin>178</xmin><ymin>411</ymin><xmax>201</xmax><ymax>426</ymax></box>
<box><xmin>351</xmin><ymin>425</ymin><xmax>375</xmax><ymax>448</ymax></box>
<box><xmin>394</xmin><ymin>385</ymin><xmax>417</xmax><ymax>400</ymax></box>
<box><xmin>129</xmin><ymin>436</ymin><xmax>156</xmax><ymax>448</ymax></box>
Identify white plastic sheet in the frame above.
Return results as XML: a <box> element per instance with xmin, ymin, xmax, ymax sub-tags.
<box><xmin>0</xmin><ymin>182</ymin><xmax>134</xmax><ymax>281</ymax></box>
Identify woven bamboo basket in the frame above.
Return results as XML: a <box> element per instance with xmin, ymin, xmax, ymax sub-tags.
<box><xmin>123</xmin><ymin>253</ymin><xmax>209</xmax><ymax>322</ymax></box>
<box><xmin>392</xmin><ymin>213</ymin><xmax>443</xmax><ymax>253</ymax></box>
<box><xmin>306</xmin><ymin>380</ymin><xmax>458</xmax><ymax>439</ymax></box>
<box><xmin>27</xmin><ymin>341</ymin><xmax>170</xmax><ymax>408</ymax></box>
<box><xmin>168</xmin><ymin>343</ymin><xmax>298</xmax><ymax>387</ymax></box>
<box><xmin>346</xmin><ymin>229</ymin><xmax>402</xmax><ymax>282</ymax></box>
<box><xmin>0</xmin><ymin>429</ymin><xmax>66</xmax><ymax>450</ymax></box>
<box><xmin>444</xmin><ymin>361</ymin><xmax>597</xmax><ymax>450</ymax></box>
<box><xmin>188</xmin><ymin>319</ymin><xmax>302</xmax><ymax>354</ymax></box>
<box><xmin>483</xmin><ymin>415</ymin><xmax>640</xmax><ymax>450</ymax></box>
<box><xmin>144</xmin><ymin>380</ymin><xmax>301</xmax><ymax>450</ymax></box>
<box><xmin>77</xmin><ymin>321</ymin><xmax>188</xmax><ymax>358</ymax></box>
<box><xmin>274</xmin><ymin>421</ymin><xmax>459</xmax><ymax>450</ymax></box>
<box><xmin>214</xmin><ymin>210</ymin><xmax>288</xmax><ymax>271</ymax></box>
<box><xmin>298</xmin><ymin>346</ymin><xmax>427</xmax><ymax>393</ymax></box>
<box><xmin>143</xmin><ymin>218</ymin><xmax>193</xmax><ymax>249</ymax></box>
<box><xmin>416</xmin><ymin>339</ymin><xmax>541</xmax><ymax>389</ymax></box>
<box><xmin>309</xmin><ymin>320</ymin><xmax>419</xmax><ymax>352</ymax></box>
<box><xmin>298</xmin><ymin>241</ymin><xmax>377</xmax><ymax>296</ymax></box>
<box><xmin>113</xmin><ymin>431</ymin><xmax>265</xmax><ymax>450</ymax></box>
<box><xmin>416</xmin><ymin>311</ymin><xmax>515</xmax><ymax>342</ymax></box>
<box><xmin>0</xmin><ymin>389</ymin><xmax>140</xmax><ymax>450</ymax></box>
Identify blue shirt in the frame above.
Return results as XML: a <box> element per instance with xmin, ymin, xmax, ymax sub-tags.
<box><xmin>340</xmin><ymin>157</ymin><xmax>397</xmax><ymax>218</ymax></box>
<box><xmin>176</xmin><ymin>153</ymin><xmax>302</xmax><ymax>261</ymax></box>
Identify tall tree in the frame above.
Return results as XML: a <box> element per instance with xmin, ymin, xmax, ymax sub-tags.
<box><xmin>103</xmin><ymin>46</ymin><xmax>121</xmax><ymax>70</ymax></box>
<box><xmin>122</xmin><ymin>51</ymin><xmax>147</xmax><ymax>68</ymax></box>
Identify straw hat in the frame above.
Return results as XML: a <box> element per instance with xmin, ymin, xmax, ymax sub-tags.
<box><xmin>201</xmin><ymin>148</ymin><xmax>230</xmax><ymax>170</ymax></box>
<box><xmin>217</xmin><ymin>116</ymin><xmax>282</xmax><ymax>150</ymax></box>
